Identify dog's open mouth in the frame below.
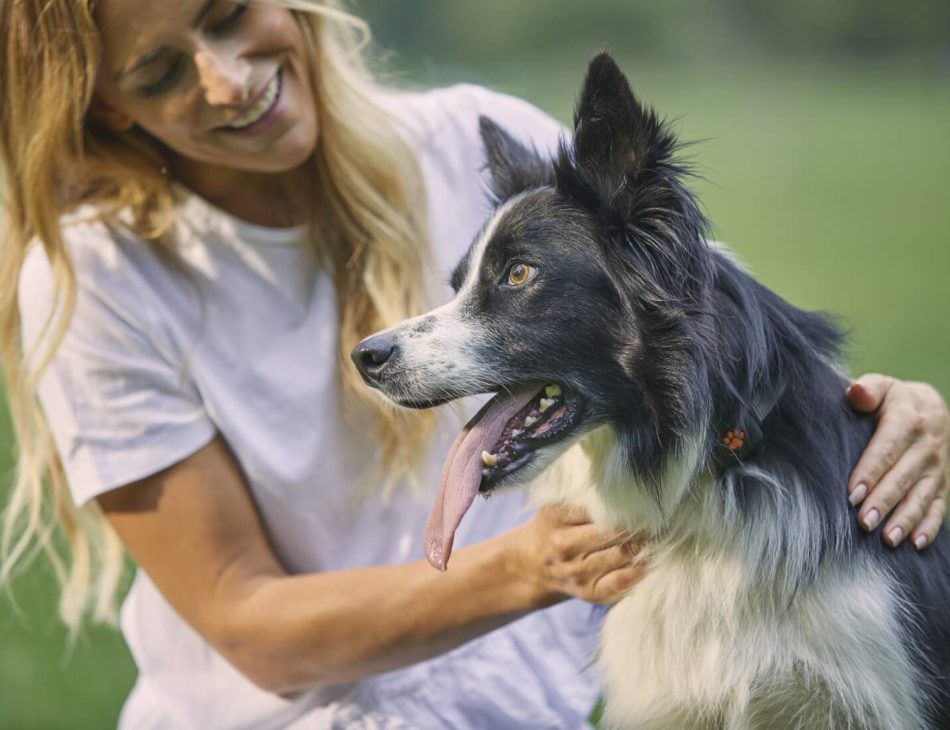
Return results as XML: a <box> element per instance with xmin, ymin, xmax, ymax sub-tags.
<box><xmin>423</xmin><ymin>383</ymin><xmax>585</xmax><ymax>571</ymax></box>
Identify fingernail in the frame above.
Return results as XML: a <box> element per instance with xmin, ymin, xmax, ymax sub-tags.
<box><xmin>914</xmin><ymin>534</ymin><xmax>928</xmax><ymax>551</ymax></box>
<box><xmin>848</xmin><ymin>483</ymin><xmax>868</xmax><ymax>506</ymax></box>
<box><xmin>862</xmin><ymin>508</ymin><xmax>880</xmax><ymax>531</ymax></box>
<box><xmin>887</xmin><ymin>526</ymin><xmax>903</xmax><ymax>546</ymax></box>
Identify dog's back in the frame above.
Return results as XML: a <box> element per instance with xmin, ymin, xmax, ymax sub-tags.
<box><xmin>720</xmin><ymin>260</ymin><xmax>950</xmax><ymax>727</ymax></box>
<box><xmin>584</xmin><ymin>250</ymin><xmax>950</xmax><ymax>729</ymax></box>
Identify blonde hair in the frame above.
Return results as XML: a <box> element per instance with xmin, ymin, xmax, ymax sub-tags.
<box><xmin>0</xmin><ymin>0</ymin><xmax>433</xmax><ymax>629</ymax></box>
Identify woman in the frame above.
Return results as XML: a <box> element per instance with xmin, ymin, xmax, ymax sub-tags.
<box><xmin>1</xmin><ymin>1</ymin><xmax>947</xmax><ymax>727</ymax></box>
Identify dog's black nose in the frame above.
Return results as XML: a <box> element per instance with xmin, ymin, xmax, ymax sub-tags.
<box><xmin>351</xmin><ymin>335</ymin><xmax>398</xmax><ymax>386</ymax></box>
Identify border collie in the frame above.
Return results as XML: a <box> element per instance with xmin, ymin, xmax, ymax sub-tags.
<box><xmin>352</xmin><ymin>54</ymin><xmax>950</xmax><ymax>729</ymax></box>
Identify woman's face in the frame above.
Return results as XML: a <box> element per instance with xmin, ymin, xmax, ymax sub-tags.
<box><xmin>93</xmin><ymin>0</ymin><xmax>319</xmax><ymax>175</ymax></box>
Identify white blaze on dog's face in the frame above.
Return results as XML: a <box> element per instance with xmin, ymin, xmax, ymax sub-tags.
<box><xmin>361</xmin><ymin>193</ymin><xmax>534</xmax><ymax>406</ymax></box>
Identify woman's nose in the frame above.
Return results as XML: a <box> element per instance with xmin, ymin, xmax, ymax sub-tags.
<box><xmin>194</xmin><ymin>49</ymin><xmax>252</xmax><ymax>106</ymax></box>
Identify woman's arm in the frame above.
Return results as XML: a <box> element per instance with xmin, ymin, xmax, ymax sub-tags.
<box><xmin>845</xmin><ymin>374</ymin><xmax>950</xmax><ymax>549</ymax></box>
<box><xmin>97</xmin><ymin>436</ymin><xmax>643</xmax><ymax>696</ymax></box>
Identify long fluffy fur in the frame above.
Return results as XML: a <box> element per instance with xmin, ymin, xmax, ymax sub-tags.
<box><xmin>354</xmin><ymin>53</ymin><xmax>950</xmax><ymax>728</ymax></box>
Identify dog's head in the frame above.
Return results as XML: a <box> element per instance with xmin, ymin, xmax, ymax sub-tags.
<box><xmin>352</xmin><ymin>53</ymin><xmax>712</xmax><ymax>568</ymax></box>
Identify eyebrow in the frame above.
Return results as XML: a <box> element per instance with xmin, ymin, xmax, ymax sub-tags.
<box><xmin>114</xmin><ymin>0</ymin><xmax>219</xmax><ymax>80</ymax></box>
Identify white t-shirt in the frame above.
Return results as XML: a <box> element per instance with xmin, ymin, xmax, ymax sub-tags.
<box><xmin>19</xmin><ymin>85</ymin><xmax>603</xmax><ymax>729</ymax></box>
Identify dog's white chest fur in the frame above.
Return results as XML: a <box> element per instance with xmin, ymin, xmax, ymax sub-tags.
<box><xmin>531</xmin><ymin>433</ymin><xmax>924</xmax><ymax>730</ymax></box>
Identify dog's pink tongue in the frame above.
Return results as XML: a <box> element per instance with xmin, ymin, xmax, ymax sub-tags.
<box><xmin>424</xmin><ymin>386</ymin><xmax>538</xmax><ymax>571</ymax></box>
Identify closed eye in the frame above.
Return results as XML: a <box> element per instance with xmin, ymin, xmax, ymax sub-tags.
<box><xmin>207</xmin><ymin>1</ymin><xmax>249</xmax><ymax>37</ymax></box>
<box><xmin>136</xmin><ymin>2</ymin><xmax>250</xmax><ymax>97</ymax></box>
<box><xmin>140</xmin><ymin>58</ymin><xmax>185</xmax><ymax>96</ymax></box>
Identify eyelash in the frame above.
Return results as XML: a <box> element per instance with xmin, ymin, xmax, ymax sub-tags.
<box><xmin>139</xmin><ymin>2</ymin><xmax>250</xmax><ymax>97</ymax></box>
<box><xmin>141</xmin><ymin>60</ymin><xmax>184</xmax><ymax>97</ymax></box>
<box><xmin>207</xmin><ymin>1</ymin><xmax>249</xmax><ymax>38</ymax></box>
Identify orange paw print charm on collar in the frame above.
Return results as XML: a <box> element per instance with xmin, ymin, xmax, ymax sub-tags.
<box><xmin>722</xmin><ymin>428</ymin><xmax>745</xmax><ymax>451</ymax></box>
<box><xmin>712</xmin><ymin>421</ymin><xmax>760</xmax><ymax>468</ymax></box>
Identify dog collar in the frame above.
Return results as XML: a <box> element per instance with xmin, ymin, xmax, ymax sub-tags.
<box><xmin>711</xmin><ymin>383</ymin><xmax>786</xmax><ymax>469</ymax></box>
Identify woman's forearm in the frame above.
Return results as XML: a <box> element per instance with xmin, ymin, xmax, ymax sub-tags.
<box><xmin>99</xmin><ymin>439</ymin><xmax>637</xmax><ymax>697</ymax></box>
<box><xmin>214</xmin><ymin>529</ymin><xmax>552</xmax><ymax>694</ymax></box>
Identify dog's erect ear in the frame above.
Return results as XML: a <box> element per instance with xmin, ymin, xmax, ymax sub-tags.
<box><xmin>479</xmin><ymin>115</ymin><xmax>556</xmax><ymax>203</ymax></box>
<box><xmin>557</xmin><ymin>53</ymin><xmax>710</xmax><ymax>301</ymax></box>
<box><xmin>561</xmin><ymin>53</ymin><xmax>678</xmax><ymax>212</ymax></box>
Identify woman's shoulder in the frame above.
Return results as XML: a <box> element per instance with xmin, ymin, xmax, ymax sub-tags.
<box><xmin>380</xmin><ymin>83</ymin><xmax>566</xmax><ymax>162</ymax></box>
<box><xmin>21</xmin><ymin>208</ymin><xmax>122</xmax><ymax>287</ymax></box>
<box><xmin>19</xmin><ymin>206</ymin><xmax>166</xmax><ymax>329</ymax></box>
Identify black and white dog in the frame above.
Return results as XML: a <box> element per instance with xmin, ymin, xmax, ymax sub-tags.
<box><xmin>352</xmin><ymin>54</ymin><xmax>950</xmax><ymax>728</ymax></box>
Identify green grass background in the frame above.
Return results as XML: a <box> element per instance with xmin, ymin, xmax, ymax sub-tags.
<box><xmin>2</xmin><ymin>9</ymin><xmax>949</xmax><ymax>729</ymax></box>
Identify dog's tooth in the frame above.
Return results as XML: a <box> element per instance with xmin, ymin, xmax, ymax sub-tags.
<box><xmin>511</xmin><ymin>429</ymin><xmax>523</xmax><ymax>439</ymax></box>
<box><xmin>481</xmin><ymin>451</ymin><xmax>498</xmax><ymax>467</ymax></box>
<box><xmin>482</xmin><ymin>468</ymin><xmax>491</xmax><ymax>478</ymax></box>
<box><xmin>539</xmin><ymin>398</ymin><xmax>554</xmax><ymax>412</ymax></box>
<box><xmin>545</xmin><ymin>384</ymin><xmax>562</xmax><ymax>398</ymax></box>
<box><xmin>524</xmin><ymin>415</ymin><xmax>538</xmax><ymax>428</ymax></box>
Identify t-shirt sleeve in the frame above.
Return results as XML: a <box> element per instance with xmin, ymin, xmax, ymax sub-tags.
<box><xmin>18</xmin><ymin>231</ymin><xmax>216</xmax><ymax>506</ymax></box>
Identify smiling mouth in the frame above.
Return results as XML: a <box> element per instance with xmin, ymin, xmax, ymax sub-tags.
<box><xmin>476</xmin><ymin>384</ymin><xmax>584</xmax><ymax>491</ymax></box>
<box><xmin>220</xmin><ymin>70</ymin><xmax>281</xmax><ymax>131</ymax></box>
<box><xmin>423</xmin><ymin>383</ymin><xmax>587</xmax><ymax>570</ymax></box>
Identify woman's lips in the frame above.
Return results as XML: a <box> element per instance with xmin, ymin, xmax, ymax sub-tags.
<box><xmin>216</xmin><ymin>69</ymin><xmax>283</xmax><ymax>134</ymax></box>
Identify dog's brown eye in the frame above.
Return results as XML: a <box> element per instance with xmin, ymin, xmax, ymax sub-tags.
<box><xmin>507</xmin><ymin>263</ymin><xmax>536</xmax><ymax>287</ymax></box>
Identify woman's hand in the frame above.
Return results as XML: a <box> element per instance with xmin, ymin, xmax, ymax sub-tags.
<box><xmin>511</xmin><ymin>504</ymin><xmax>647</xmax><ymax>606</ymax></box>
<box><xmin>846</xmin><ymin>374</ymin><xmax>950</xmax><ymax>550</ymax></box>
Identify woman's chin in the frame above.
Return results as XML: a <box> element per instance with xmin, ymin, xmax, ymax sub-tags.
<box><xmin>229</xmin><ymin>123</ymin><xmax>319</xmax><ymax>175</ymax></box>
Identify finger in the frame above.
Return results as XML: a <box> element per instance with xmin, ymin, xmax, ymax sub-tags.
<box><xmin>590</xmin><ymin>564</ymin><xmax>648</xmax><ymax>604</ymax></box>
<box><xmin>544</xmin><ymin>522</ymin><xmax>629</xmax><ymax>565</ymax></box>
<box><xmin>845</xmin><ymin>373</ymin><xmax>895</xmax><ymax>414</ymax></box>
<box><xmin>857</xmin><ymin>445</ymin><xmax>935</xmax><ymax>532</ymax></box>
<box><xmin>574</xmin><ymin>541</ymin><xmax>642</xmax><ymax>584</ymax></box>
<box><xmin>879</xmin><ymin>474</ymin><xmax>940</xmax><ymax>547</ymax></box>
<box><xmin>580</xmin><ymin>530</ymin><xmax>635</xmax><ymax>558</ymax></box>
<box><xmin>549</xmin><ymin>523</ymin><xmax>632</xmax><ymax>563</ymax></box>
<box><xmin>847</xmin><ymin>408</ymin><xmax>920</xmax><ymax>500</ymax></box>
<box><xmin>548</xmin><ymin>542</ymin><xmax>625</xmax><ymax>587</ymax></box>
<box><xmin>910</xmin><ymin>494</ymin><xmax>947</xmax><ymax>551</ymax></box>
<box><xmin>543</xmin><ymin>503</ymin><xmax>593</xmax><ymax>526</ymax></box>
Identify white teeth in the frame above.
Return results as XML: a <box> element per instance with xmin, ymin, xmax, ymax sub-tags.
<box><xmin>539</xmin><ymin>398</ymin><xmax>554</xmax><ymax>412</ymax></box>
<box><xmin>481</xmin><ymin>451</ymin><xmax>498</xmax><ymax>467</ymax></box>
<box><xmin>225</xmin><ymin>73</ymin><xmax>280</xmax><ymax>130</ymax></box>
<box><xmin>511</xmin><ymin>429</ymin><xmax>523</xmax><ymax>439</ymax></box>
<box><xmin>545</xmin><ymin>384</ymin><xmax>562</xmax><ymax>398</ymax></box>
<box><xmin>524</xmin><ymin>415</ymin><xmax>538</xmax><ymax>428</ymax></box>
<box><xmin>482</xmin><ymin>468</ymin><xmax>491</xmax><ymax>478</ymax></box>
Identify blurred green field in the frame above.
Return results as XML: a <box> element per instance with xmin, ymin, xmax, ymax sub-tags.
<box><xmin>2</xmin><ymin>35</ymin><xmax>949</xmax><ymax>730</ymax></box>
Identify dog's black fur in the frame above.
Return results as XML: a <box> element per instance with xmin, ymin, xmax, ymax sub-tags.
<box><xmin>355</xmin><ymin>53</ymin><xmax>950</xmax><ymax>726</ymax></box>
